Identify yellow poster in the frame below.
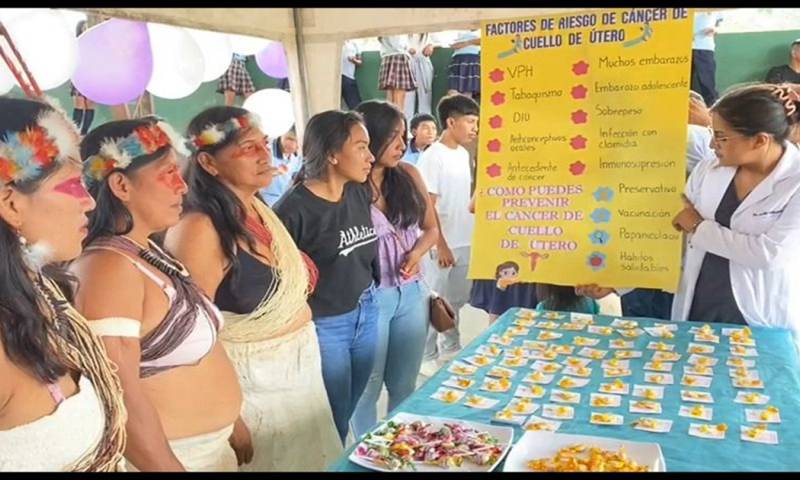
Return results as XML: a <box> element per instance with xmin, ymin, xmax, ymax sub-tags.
<box><xmin>471</xmin><ymin>8</ymin><xmax>694</xmax><ymax>292</ymax></box>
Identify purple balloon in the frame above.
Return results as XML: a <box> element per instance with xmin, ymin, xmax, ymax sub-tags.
<box><xmin>72</xmin><ymin>19</ymin><xmax>153</xmax><ymax>105</ymax></box>
<box><xmin>255</xmin><ymin>42</ymin><xmax>288</xmax><ymax>79</ymax></box>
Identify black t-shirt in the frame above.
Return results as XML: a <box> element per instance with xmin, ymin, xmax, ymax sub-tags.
<box><xmin>274</xmin><ymin>181</ymin><xmax>379</xmax><ymax>317</ymax></box>
<box><xmin>765</xmin><ymin>65</ymin><xmax>800</xmax><ymax>85</ymax></box>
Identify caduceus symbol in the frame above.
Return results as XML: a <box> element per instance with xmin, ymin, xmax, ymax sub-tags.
<box><xmin>498</xmin><ymin>34</ymin><xmax>523</xmax><ymax>59</ymax></box>
<box><xmin>623</xmin><ymin>21</ymin><xmax>654</xmax><ymax>48</ymax></box>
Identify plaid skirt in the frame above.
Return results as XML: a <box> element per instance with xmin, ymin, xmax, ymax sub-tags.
<box><xmin>379</xmin><ymin>54</ymin><xmax>417</xmax><ymax>91</ymax></box>
<box><xmin>217</xmin><ymin>58</ymin><xmax>255</xmax><ymax>95</ymax></box>
<box><xmin>448</xmin><ymin>53</ymin><xmax>481</xmax><ymax>94</ymax></box>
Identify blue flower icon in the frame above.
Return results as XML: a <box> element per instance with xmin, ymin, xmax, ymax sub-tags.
<box><xmin>589</xmin><ymin>230</ymin><xmax>610</xmax><ymax>245</ymax></box>
<box><xmin>590</xmin><ymin>208</ymin><xmax>611</xmax><ymax>224</ymax></box>
<box><xmin>593</xmin><ymin>187</ymin><xmax>614</xmax><ymax>202</ymax></box>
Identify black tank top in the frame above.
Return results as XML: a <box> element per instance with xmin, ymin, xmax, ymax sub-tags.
<box><xmin>214</xmin><ymin>248</ymin><xmax>278</xmax><ymax>315</ymax></box>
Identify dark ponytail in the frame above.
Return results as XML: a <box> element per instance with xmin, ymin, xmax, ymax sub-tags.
<box><xmin>356</xmin><ymin>100</ymin><xmax>426</xmax><ymax>229</ymax></box>
<box><xmin>712</xmin><ymin>83</ymin><xmax>800</xmax><ymax>143</ymax></box>
<box><xmin>297</xmin><ymin>110</ymin><xmax>365</xmax><ymax>184</ymax></box>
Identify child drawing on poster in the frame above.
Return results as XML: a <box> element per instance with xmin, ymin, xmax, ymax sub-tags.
<box><xmin>495</xmin><ymin>261</ymin><xmax>522</xmax><ymax>291</ymax></box>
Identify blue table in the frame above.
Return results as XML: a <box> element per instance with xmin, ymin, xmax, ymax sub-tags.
<box><xmin>330</xmin><ymin>308</ymin><xmax>800</xmax><ymax>472</ymax></box>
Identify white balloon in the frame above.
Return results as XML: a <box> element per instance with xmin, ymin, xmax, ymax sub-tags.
<box><xmin>0</xmin><ymin>8</ymin><xmax>42</xmax><ymax>24</ymax></box>
<box><xmin>2</xmin><ymin>10</ymin><xmax>78</xmax><ymax>90</ymax></box>
<box><xmin>243</xmin><ymin>88</ymin><xmax>295</xmax><ymax>139</ymax></box>
<box><xmin>146</xmin><ymin>23</ymin><xmax>205</xmax><ymax>100</ymax></box>
<box><xmin>55</xmin><ymin>9</ymin><xmax>87</xmax><ymax>35</ymax></box>
<box><xmin>185</xmin><ymin>27</ymin><xmax>233</xmax><ymax>82</ymax></box>
<box><xmin>228</xmin><ymin>33</ymin><xmax>271</xmax><ymax>56</ymax></box>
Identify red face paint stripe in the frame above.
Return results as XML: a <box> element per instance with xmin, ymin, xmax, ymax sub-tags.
<box><xmin>54</xmin><ymin>177</ymin><xmax>91</xmax><ymax>199</ymax></box>
<box><xmin>157</xmin><ymin>168</ymin><xmax>186</xmax><ymax>192</ymax></box>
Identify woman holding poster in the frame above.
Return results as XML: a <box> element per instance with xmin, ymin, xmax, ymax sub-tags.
<box><xmin>581</xmin><ymin>84</ymin><xmax>800</xmax><ymax>351</ymax></box>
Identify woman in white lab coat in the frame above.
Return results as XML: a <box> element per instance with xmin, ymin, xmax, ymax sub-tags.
<box><xmin>582</xmin><ymin>84</ymin><xmax>800</xmax><ymax>348</ymax></box>
<box><xmin>672</xmin><ymin>83</ymin><xmax>800</xmax><ymax>341</ymax></box>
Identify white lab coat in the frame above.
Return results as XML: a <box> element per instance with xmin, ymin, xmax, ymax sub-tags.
<box><xmin>672</xmin><ymin>141</ymin><xmax>800</xmax><ymax>351</ymax></box>
<box><xmin>686</xmin><ymin>125</ymin><xmax>715</xmax><ymax>175</ymax></box>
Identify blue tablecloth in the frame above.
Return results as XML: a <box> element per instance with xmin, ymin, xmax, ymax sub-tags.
<box><xmin>330</xmin><ymin>308</ymin><xmax>800</xmax><ymax>472</ymax></box>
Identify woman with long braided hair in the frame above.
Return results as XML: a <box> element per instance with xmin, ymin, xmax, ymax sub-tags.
<box><xmin>164</xmin><ymin>106</ymin><xmax>341</xmax><ymax>470</ymax></box>
<box><xmin>69</xmin><ymin>117</ymin><xmax>246</xmax><ymax>471</ymax></box>
<box><xmin>0</xmin><ymin>97</ymin><xmax>126</xmax><ymax>471</ymax></box>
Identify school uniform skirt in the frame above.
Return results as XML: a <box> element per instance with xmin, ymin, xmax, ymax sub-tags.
<box><xmin>217</xmin><ymin>58</ymin><xmax>256</xmax><ymax>96</ymax></box>
<box><xmin>448</xmin><ymin>53</ymin><xmax>481</xmax><ymax>95</ymax></box>
<box><xmin>469</xmin><ymin>279</ymin><xmax>538</xmax><ymax>316</ymax></box>
<box><xmin>379</xmin><ymin>54</ymin><xmax>417</xmax><ymax>91</ymax></box>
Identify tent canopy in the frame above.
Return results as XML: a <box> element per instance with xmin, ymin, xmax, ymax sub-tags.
<box><xmin>81</xmin><ymin>8</ymin><xmax>715</xmax><ymax>135</ymax></box>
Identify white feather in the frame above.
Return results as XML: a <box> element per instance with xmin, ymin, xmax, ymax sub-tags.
<box><xmin>22</xmin><ymin>240</ymin><xmax>53</xmax><ymax>272</ymax></box>
<box><xmin>99</xmin><ymin>139</ymin><xmax>132</xmax><ymax>170</ymax></box>
<box><xmin>37</xmin><ymin>108</ymin><xmax>80</xmax><ymax>162</ymax></box>
<box><xmin>247</xmin><ymin>113</ymin><xmax>263</xmax><ymax>131</ymax></box>
<box><xmin>157</xmin><ymin>121</ymin><xmax>190</xmax><ymax>157</ymax></box>
<box><xmin>203</xmin><ymin>125</ymin><xmax>225</xmax><ymax>144</ymax></box>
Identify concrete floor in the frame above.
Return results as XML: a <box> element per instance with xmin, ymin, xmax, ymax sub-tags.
<box><xmin>346</xmin><ymin>294</ymin><xmax>622</xmax><ymax>446</ymax></box>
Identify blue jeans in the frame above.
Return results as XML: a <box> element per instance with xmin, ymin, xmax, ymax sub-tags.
<box><xmin>350</xmin><ymin>281</ymin><xmax>428</xmax><ymax>438</ymax></box>
<box><xmin>314</xmin><ymin>286</ymin><xmax>379</xmax><ymax>444</ymax></box>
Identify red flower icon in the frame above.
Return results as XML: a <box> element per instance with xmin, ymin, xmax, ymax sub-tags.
<box><xmin>486</xmin><ymin>163</ymin><xmax>502</xmax><ymax>178</ymax></box>
<box><xmin>487</xmin><ymin>139</ymin><xmax>502</xmax><ymax>153</ymax></box>
<box><xmin>489</xmin><ymin>115</ymin><xmax>503</xmax><ymax>129</ymax></box>
<box><xmin>570</xmin><ymin>135</ymin><xmax>588</xmax><ymax>150</ymax></box>
<box><xmin>572</xmin><ymin>60</ymin><xmax>590</xmax><ymax>76</ymax></box>
<box><xmin>590</xmin><ymin>255</ymin><xmax>603</xmax><ymax>267</ymax></box>
<box><xmin>571</xmin><ymin>110</ymin><xmax>588</xmax><ymax>124</ymax></box>
<box><xmin>571</xmin><ymin>85</ymin><xmax>588</xmax><ymax>100</ymax></box>
<box><xmin>491</xmin><ymin>91</ymin><xmax>506</xmax><ymax>106</ymax></box>
<box><xmin>569</xmin><ymin>161</ymin><xmax>587</xmax><ymax>176</ymax></box>
<box><xmin>489</xmin><ymin>68</ymin><xmax>505</xmax><ymax>83</ymax></box>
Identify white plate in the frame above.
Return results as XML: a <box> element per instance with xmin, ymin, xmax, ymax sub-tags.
<box><xmin>349</xmin><ymin>412</ymin><xmax>514</xmax><ymax>472</ymax></box>
<box><xmin>503</xmin><ymin>431</ymin><xmax>666</xmax><ymax>472</ymax></box>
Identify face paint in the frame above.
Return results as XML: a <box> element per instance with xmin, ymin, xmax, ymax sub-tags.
<box><xmin>233</xmin><ymin>136</ymin><xmax>270</xmax><ymax>158</ymax></box>
<box><xmin>157</xmin><ymin>167</ymin><xmax>186</xmax><ymax>192</ymax></box>
<box><xmin>54</xmin><ymin>177</ymin><xmax>91</xmax><ymax>199</ymax></box>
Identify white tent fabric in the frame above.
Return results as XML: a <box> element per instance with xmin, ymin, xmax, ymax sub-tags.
<box><xmin>80</xmin><ymin>8</ymin><xmax>721</xmax><ymax>136</ymax></box>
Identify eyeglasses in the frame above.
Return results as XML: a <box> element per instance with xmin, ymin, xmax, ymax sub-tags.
<box><xmin>707</xmin><ymin>126</ymin><xmax>745</xmax><ymax>145</ymax></box>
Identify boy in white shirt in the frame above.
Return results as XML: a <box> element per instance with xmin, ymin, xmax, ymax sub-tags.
<box><xmin>417</xmin><ymin>94</ymin><xmax>479</xmax><ymax>373</ymax></box>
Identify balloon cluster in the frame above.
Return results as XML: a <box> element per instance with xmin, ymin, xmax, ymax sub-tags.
<box><xmin>0</xmin><ymin>10</ymin><xmax>79</xmax><ymax>94</ymax></box>
<box><xmin>1</xmin><ymin>10</ymin><xmax>292</xmax><ymax>105</ymax></box>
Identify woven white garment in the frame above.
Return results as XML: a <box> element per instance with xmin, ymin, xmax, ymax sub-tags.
<box><xmin>223</xmin><ymin>321</ymin><xmax>343</xmax><ymax>471</ymax></box>
<box><xmin>169</xmin><ymin>424</ymin><xmax>237</xmax><ymax>472</ymax></box>
<box><xmin>126</xmin><ymin>424</ymin><xmax>237</xmax><ymax>472</ymax></box>
<box><xmin>0</xmin><ymin>376</ymin><xmax>105</xmax><ymax>471</ymax></box>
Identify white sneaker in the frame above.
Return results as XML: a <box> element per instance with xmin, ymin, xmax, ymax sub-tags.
<box><xmin>420</xmin><ymin>359</ymin><xmax>441</xmax><ymax>377</ymax></box>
